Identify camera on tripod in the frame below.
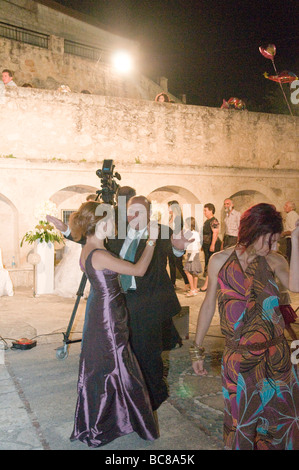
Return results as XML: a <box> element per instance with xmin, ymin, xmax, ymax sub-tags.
<box><xmin>96</xmin><ymin>159</ymin><xmax>121</xmax><ymax>205</ymax></box>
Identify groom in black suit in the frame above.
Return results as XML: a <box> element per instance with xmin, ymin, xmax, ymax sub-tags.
<box><xmin>107</xmin><ymin>195</ymin><xmax>183</xmax><ymax>411</ymax></box>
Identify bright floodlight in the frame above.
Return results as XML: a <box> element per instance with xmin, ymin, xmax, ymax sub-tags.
<box><xmin>111</xmin><ymin>50</ymin><xmax>133</xmax><ymax>73</ymax></box>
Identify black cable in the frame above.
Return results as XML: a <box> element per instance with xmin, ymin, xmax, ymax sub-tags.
<box><xmin>0</xmin><ymin>331</ymin><xmax>84</xmax><ymax>350</ymax></box>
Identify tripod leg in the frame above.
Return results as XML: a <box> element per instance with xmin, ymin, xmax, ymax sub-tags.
<box><xmin>56</xmin><ymin>273</ymin><xmax>87</xmax><ymax>360</ymax></box>
<box><xmin>64</xmin><ymin>273</ymin><xmax>87</xmax><ymax>341</ymax></box>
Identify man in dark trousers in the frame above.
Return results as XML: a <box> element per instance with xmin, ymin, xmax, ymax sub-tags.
<box><xmin>107</xmin><ymin>195</ymin><xmax>184</xmax><ymax>411</ymax></box>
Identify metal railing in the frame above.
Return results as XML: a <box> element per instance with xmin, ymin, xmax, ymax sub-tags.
<box><xmin>0</xmin><ymin>21</ymin><xmax>48</xmax><ymax>48</ymax></box>
<box><xmin>64</xmin><ymin>39</ymin><xmax>105</xmax><ymax>62</ymax></box>
<box><xmin>0</xmin><ymin>22</ymin><xmax>108</xmax><ymax>62</ymax></box>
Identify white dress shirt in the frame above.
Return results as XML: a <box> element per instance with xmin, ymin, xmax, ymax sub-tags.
<box><xmin>119</xmin><ymin>226</ymin><xmax>148</xmax><ymax>290</ymax></box>
<box><xmin>224</xmin><ymin>209</ymin><xmax>241</xmax><ymax>237</ymax></box>
<box><xmin>284</xmin><ymin>210</ymin><xmax>299</xmax><ymax>238</ymax></box>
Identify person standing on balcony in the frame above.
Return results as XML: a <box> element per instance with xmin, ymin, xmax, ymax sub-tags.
<box><xmin>2</xmin><ymin>69</ymin><xmax>17</xmax><ymax>87</ymax></box>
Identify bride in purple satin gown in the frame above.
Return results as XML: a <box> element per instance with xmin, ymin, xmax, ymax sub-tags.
<box><xmin>68</xmin><ymin>201</ymin><xmax>159</xmax><ymax>448</ymax></box>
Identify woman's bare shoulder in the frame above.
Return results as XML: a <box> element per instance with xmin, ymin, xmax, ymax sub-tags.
<box><xmin>209</xmin><ymin>247</ymin><xmax>234</xmax><ymax>273</ymax></box>
<box><xmin>83</xmin><ymin>248</ymin><xmax>111</xmax><ymax>270</ymax></box>
<box><xmin>266</xmin><ymin>250</ymin><xmax>289</xmax><ymax>270</ymax></box>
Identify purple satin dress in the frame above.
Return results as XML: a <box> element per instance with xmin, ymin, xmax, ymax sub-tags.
<box><xmin>70</xmin><ymin>249</ymin><xmax>158</xmax><ymax>448</ymax></box>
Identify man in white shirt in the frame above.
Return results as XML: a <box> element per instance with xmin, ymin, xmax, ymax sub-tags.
<box><xmin>2</xmin><ymin>69</ymin><xmax>17</xmax><ymax>87</ymax></box>
<box><xmin>222</xmin><ymin>198</ymin><xmax>241</xmax><ymax>248</ymax></box>
<box><xmin>282</xmin><ymin>201</ymin><xmax>299</xmax><ymax>263</ymax></box>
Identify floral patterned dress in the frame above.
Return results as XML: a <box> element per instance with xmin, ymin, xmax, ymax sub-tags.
<box><xmin>217</xmin><ymin>251</ymin><xmax>299</xmax><ymax>450</ymax></box>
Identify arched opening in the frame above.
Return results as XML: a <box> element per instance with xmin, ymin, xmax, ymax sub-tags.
<box><xmin>148</xmin><ymin>185</ymin><xmax>201</xmax><ymax>205</ymax></box>
<box><xmin>219</xmin><ymin>189</ymin><xmax>272</xmax><ymax>241</ymax></box>
<box><xmin>147</xmin><ymin>185</ymin><xmax>202</xmax><ymax>226</ymax></box>
<box><xmin>147</xmin><ymin>186</ymin><xmax>203</xmax><ymax>287</ymax></box>
<box><xmin>48</xmin><ymin>185</ymin><xmax>99</xmax><ymax>297</ymax></box>
<box><xmin>49</xmin><ymin>184</ymin><xmax>98</xmax><ymax>264</ymax></box>
<box><xmin>50</xmin><ymin>184</ymin><xmax>99</xmax><ymax>205</ymax></box>
<box><xmin>229</xmin><ymin>189</ymin><xmax>271</xmax><ymax>214</ymax></box>
<box><xmin>0</xmin><ymin>194</ymin><xmax>19</xmax><ymax>268</ymax></box>
<box><xmin>50</xmin><ymin>184</ymin><xmax>99</xmax><ymax>223</ymax></box>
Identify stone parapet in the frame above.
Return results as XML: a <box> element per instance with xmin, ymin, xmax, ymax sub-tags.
<box><xmin>1</xmin><ymin>87</ymin><xmax>298</xmax><ymax>171</ymax></box>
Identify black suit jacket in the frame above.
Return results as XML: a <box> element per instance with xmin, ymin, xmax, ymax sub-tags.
<box><xmin>107</xmin><ymin>224</ymin><xmax>181</xmax><ymax>321</ymax></box>
<box><xmin>66</xmin><ymin>224</ymin><xmax>181</xmax><ymax>321</ymax></box>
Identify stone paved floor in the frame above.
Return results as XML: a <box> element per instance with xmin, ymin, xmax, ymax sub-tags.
<box><xmin>0</xmin><ymin>277</ymin><xmax>298</xmax><ymax>450</ymax></box>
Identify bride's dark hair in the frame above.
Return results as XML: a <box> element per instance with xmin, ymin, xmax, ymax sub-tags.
<box><xmin>69</xmin><ymin>201</ymin><xmax>107</xmax><ymax>241</ymax></box>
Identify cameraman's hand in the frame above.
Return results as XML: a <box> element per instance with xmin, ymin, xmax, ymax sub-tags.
<box><xmin>46</xmin><ymin>215</ymin><xmax>67</xmax><ymax>233</ymax></box>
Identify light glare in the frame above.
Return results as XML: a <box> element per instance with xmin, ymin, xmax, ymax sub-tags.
<box><xmin>111</xmin><ymin>50</ymin><xmax>133</xmax><ymax>73</ymax></box>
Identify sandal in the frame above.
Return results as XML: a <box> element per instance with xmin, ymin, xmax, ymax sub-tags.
<box><xmin>186</xmin><ymin>290</ymin><xmax>198</xmax><ymax>297</ymax></box>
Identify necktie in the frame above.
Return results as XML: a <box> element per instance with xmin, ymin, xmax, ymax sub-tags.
<box><xmin>119</xmin><ymin>235</ymin><xmax>139</xmax><ymax>292</ymax></box>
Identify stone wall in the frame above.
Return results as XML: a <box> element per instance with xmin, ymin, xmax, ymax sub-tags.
<box><xmin>0</xmin><ymin>0</ymin><xmax>176</xmax><ymax>101</ymax></box>
<box><xmin>0</xmin><ymin>36</ymin><xmax>169</xmax><ymax>100</ymax></box>
<box><xmin>0</xmin><ymin>87</ymin><xmax>298</xmax><ymax>272</ymax></box>
<box><xmin>0</xmin><ymin>0</ymin><xmax>136</xmax><ymax>51</ymax></box>
<box><xmin>2</xmin><ymin>87</ymin><xmax>299</xmax><ymax>169</ymax></box>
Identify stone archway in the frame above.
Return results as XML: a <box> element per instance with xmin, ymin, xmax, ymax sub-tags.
<box><xmin>148</xmin><ymin>185</ymin><xmax>201</xmax><ymax>205</ymax></box>
<box><xmin>49</xmin><ymin>184</ymin><xmax>99</xmax><ymax>222</ymax></box>
<box><xmin>49</xmin><ymin>184</ymin><xmax>98</xmax><ymax>264</ymax></box>
<box><xmin>50</xmin><ymin>184</ymin><xmax>99</xmax><ymax>206</ymax></box>
<box><xmin>147</xmin><ymin>185</ymin><xmax>202</xmax><ymax>225</ymax></box>
<box><xmin>0</xmin><ymin>194</ymin><xmax>19</xmax><ymax>268</ymax></box>
<box><xmin>229</xmin><ymin>189</ymin><xmax>271</xmax><ymax>214</ymax></box>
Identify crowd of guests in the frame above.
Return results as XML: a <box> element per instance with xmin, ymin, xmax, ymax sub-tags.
<box><xmin>170</xmin><ymin>197</ymin><xmax>298</xmax><ymax>293</ymax></box>
<box><xmin>0</xmin><ymin>74</ymin><xmax>175</xmax><ymax>99</ymax></box>
<box><xmin>45</xmin><ymin>190</ymin><xmax>298</xmax><ymax>451</ymax></box>
<box><xmin>2</xmin><ymin>65</ymin><xmax>298</xmax><ymax>450</ymax></box>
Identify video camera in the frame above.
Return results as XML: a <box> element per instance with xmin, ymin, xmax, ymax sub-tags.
<box><xmin>96</xmin><ymin>159</ymin><xmax>121</xmax><ymax>205</ymax></box>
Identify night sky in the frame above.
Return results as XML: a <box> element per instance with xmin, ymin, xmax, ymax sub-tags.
<box><xmin>54</xmin><ymin>0</ymin><xmax>299</xmax><ymax>111</ymax></box>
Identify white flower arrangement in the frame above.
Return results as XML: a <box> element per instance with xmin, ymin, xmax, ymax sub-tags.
<box><xmin>21</xmin><ymin>201</ymin><xmax>64</xmax><ymax>246</ymax></box>
<box><xmin>20</xmin><ymin>221</ymin><xmax>64</xmax><ymax>246</ymax></box>
<box><xmin>34</xmin><ymin>200</ymin><xmax>59</xmax><ymax>222</ymax></box>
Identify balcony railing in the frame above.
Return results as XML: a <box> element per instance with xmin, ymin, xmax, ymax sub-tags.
<box><xmin>0</xmin><ymin>21</ymin><xmax>48</xmax><ymax>48</ymax></box>
<box><xmin>64</xmin><ymin>39</ymin><xmax>106</xmax><ymax>62</ymax></box>
<box><xmin>0</xmin><ymin>22</ymin><xmax>109</xmax><ymax>62</ymax></box>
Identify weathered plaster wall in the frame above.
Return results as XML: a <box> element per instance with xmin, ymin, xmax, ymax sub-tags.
<box><xmin>0</xmin><ymin>87</ymin><xmax>298</xmax><ymax>270</ymax></box>
<box><xmin>2</xmin><ymin>87</ymin><xmax>298</xmax><ymax>169</ymax></box>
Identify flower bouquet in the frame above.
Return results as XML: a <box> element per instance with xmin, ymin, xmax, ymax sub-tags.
<box><xmin>21</xmin><ymin>200</ymin><xmax>64</xmax><ymax>246</ymax></box>
<box><xmin>20</xmin><ymin>220</ymin><xmax>64</xmax><ymax>246</ymax></box>
<box><xmin>20</xmin><ymin>201</ymin><xmax>64</xmax><ymax>295</ymax></box>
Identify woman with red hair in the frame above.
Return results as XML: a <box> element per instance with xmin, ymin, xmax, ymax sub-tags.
<box><xmin>191</xmin><ymin>203</ymin><xmax>299</xmax><ymax>450</ymax></box>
